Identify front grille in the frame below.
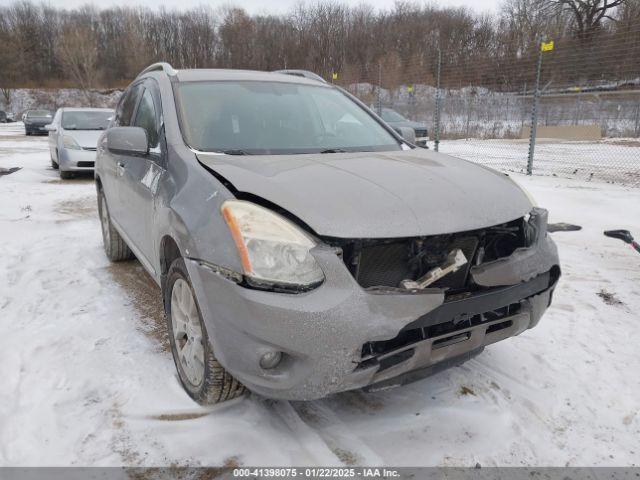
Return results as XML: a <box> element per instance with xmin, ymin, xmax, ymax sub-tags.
<box><xmin>414</xmin><ymin>129</ymin><xmax>428</xmax><ymax>138</ymax></box>
<box><xmin>357</xmin><ymin>242</ymin><xmax>413</xmax><ymax>289</ymax></box>
<box><xmin>356</xmin><ymin>236</ymin><xmax>478</xmax><ymax>290</ymax></box>
<box><xmin>77</xmin><ymin>161</ymin><xmax>94</xmax><ymax>168</ymax></box>
<box><xmin>341</xmin><ymin>217</ymin><xmax>526</xmax><ymax>292</ymax></box>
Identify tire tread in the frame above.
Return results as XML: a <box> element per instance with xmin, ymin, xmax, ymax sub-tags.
<box><xmin>166</xmin><ymin>258</ymin><xmax>245</xmax><ymax>405</ymax></box>
<box><xmin>98</xmin><ymin>189</ymin><xmax>134</xmax><ymax>262</ymax></box>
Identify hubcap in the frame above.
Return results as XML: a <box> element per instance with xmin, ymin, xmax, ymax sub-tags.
<box><xmin>170</xmin><ymin>278</ymin><xmax>205</xmax><ymax>387</ymax></box>
<box><xmin>100</xmin><ymin>195</ymin><xmax>110</xmax><ymax>246</ymax></box>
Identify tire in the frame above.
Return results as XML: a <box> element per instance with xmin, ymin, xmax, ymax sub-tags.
<box><xmin>25</xmin><ymin>131</ymin><xmax>31</xmax><ymax>136</ymax></box>
<box><xmin>51</xmin><ymin>156</ymin><xmax>59</xmax><ymax>170</ymax></box>
<box><xmin>97</xmin><ymin>188</ymin><xmax>134</xmax><ymax>261</ymax></box>
<box><xmin>165</xmin><ymin>258</ymin><xmax>245</xmax><ymax>405</ymax></box>
<box><xmin>60</xmin><ymin>170</ymin><xmax>73</xmax><ymax>179</ymax></box>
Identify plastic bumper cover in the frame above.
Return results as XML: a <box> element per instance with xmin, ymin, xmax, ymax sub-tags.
<box><xmin>186</xmin><ymin>232</ymin><xmax>559</xmax><ymax>400</ymax></box>
<box><xmin>59</xmin><ymin>148</ymin><xmax>96</xmax><ymax>171</ymax></box>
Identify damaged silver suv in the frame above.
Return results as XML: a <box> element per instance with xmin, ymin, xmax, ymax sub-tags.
<box><xmin>95</xmin><ymin>63</ymin><xmax>560</xmax><ymax>404</ymax></box>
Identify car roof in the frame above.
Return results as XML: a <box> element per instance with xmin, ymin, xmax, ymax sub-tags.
<box><xmin>173</xmin><ymin>68</ymin><xmax>329</xmax><ymax>87</ymax></box>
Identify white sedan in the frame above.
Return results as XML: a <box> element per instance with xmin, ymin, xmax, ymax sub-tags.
<box><xmin>47</xmin><ymin>108</ymin><xmax>114</xmax><ymax>179</ymax></box>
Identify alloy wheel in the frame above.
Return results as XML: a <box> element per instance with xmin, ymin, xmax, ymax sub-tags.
<box><xmin>170</xmin><ymin>278</ymin><xmax>205</xmax><ymax>387</ymax></box>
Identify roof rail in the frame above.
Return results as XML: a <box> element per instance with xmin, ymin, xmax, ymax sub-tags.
<box><xmin>137</xmin><ymin>62</ymin><xmax>177</xmax><ymax>78</ymax></box>
<box><xmin>274</xmin><ymin>69</ymin><xmax>326</xmax><ymax>83</ymax></box>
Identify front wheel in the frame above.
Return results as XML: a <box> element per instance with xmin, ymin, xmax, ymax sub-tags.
<box><xmin>165</xmin><ymin>258</ymin><xmax>245</xmax><ymax>404</ymax></box>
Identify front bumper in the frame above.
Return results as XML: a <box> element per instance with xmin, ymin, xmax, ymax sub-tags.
<box><xmin>186</xmin><ymin>234</ymin><xmax>559</xmax><ymax>401</ymax></box>
<box><xmin>25</xmin><ymin>123</ymin><xmax>49</xmax><ymax>134</ymax></box>
<box><xmin>59</xmin><ymin>148</ymin><xmax>97</xmax><ymax>171</ymax></box>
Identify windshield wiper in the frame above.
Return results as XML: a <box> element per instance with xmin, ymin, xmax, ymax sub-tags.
<box><xmin>320</xmin><ymin>148</ymin><xmax>347</xmax><ymax>153</ymax></box>
<box><xmin>220</xmin><ymin>149</ymin><xmax>250</xmax><ymax>155</ymax></box>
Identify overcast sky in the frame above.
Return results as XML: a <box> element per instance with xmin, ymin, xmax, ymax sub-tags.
<box><xmin>0</xmin><ymin>0</ymin><xmax>501</xmax><ymax>15</ymax></box>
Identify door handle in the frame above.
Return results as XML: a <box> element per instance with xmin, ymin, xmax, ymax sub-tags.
<box><xmin>116</xmin><ymin>161</ymin><xmax>125</xmax><ymax>176</ymax></box>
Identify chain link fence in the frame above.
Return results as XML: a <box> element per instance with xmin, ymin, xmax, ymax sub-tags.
<box><xmin>338</xmin><ymin>31</ymin><xmax>640</xmax><ymax>187</ymax></box>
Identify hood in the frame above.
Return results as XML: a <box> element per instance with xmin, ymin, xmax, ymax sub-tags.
<box><xmin>197</xmin><ymin>149</ymin><xmax>533</xmax><ymax>238</ymax></box>
<box><xmin>386</xmin><ymin>120</ymin><xmax>427</xmax><ymax>131</ymax></box>
<box><xmin>62</xmin><ymin>129</ymin><xmax>104</xmax><ymax>149</ymax></box>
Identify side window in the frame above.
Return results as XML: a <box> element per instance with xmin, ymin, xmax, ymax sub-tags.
<box><xmin>133</xmin><ymin>89</ymin><xmax>159</xmax><ymax>148</ymax></box>
<box><xmin>115</xmin><ymin>84</ymin><xmax>142</xmax><ymax>127</ymax></box>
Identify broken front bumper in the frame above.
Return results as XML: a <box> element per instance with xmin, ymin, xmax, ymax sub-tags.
<box><xmin>185</xmin><ymin>233</ymin><xmax>559</xmax><ymax>401</ymax></box>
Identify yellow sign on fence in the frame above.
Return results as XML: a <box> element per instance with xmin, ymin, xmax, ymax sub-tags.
<box><xmin>332</xmin><ymin>72</ymin><xmax>338</xmax><ymax>80</ymax></box>
<box><xmin>541</xmin><ymin>40</ymin><xmax>554</xmax><ymax>52</ymax></box>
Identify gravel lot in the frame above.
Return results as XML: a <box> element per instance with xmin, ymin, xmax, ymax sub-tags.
<box><xmin>1</xmin><ymin>123</ymin><xmax>639</xmax><ymax>467</ymax></box>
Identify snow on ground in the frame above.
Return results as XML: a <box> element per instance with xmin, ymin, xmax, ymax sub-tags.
<box><xmin>1</xmin><ymin>124</ymin><xmax>639</xmax><ymax>467</ymax></box>
<box><xmin>440</xmin><ymin>138</ymin><xmax>640</xmax><ymax>187</ymax></box>
<box><xmin>0</xmin><ymin>122</ymin><xmax>25</xmax><ymax>137</ymax></box>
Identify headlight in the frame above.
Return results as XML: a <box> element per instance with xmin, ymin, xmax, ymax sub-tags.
<box><xmin>221</xmin><ymin>200</ymin><xmax>324</xmax><ymax>289</ymax></box>
<box><xmin>63</xmin><ymin>135</ymin><xmax>82</xmax><ymax>150</ymax></box>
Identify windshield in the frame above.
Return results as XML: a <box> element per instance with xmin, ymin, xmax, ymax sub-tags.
<box><xmin>27</xmin><ymin>110</ymin><xmax>51</xmax><ymax>118</ymax></box>
<box><xmin>174</xmin><ymin>81</ymin><xmax>401</xmax><ymax>154</ymax></box>
<box><xmin>62</xmin><ymin>111</ymin><xmax>113</xmax><ymax>130</ymax></box>
<box><xmin>381</xmin><ymin>109</ymin><xmax>407</xmax><ymax>122</ymax></box>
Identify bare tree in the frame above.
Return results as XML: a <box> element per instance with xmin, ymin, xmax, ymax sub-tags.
<box><xmin>549</xmin><ymin>0</ymin><xmax>626</xmax><ymax>39</ymax></box>
<box><xmin>0</xmin><ymin>0</ymin><xmax>637</xmax><ymax>92</ymax></box>
<box><xmin>55</xmin><ymin>25</ymin><xmax>101</xmax><ymax>105</ymax></box>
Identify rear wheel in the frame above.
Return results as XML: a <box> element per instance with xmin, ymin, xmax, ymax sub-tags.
<box><xmin>165</xmin><ymin>258</ymin><xmax>245</xmax><ymax>404</ymax></box>
<box><xmin>97</xmin><ymin>188</ymin><xmax>133</xmax><ymax>261</ymax></box>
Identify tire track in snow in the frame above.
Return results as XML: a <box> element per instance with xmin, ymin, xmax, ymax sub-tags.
<box><xmin>263</xmin><ymin>400</ymin><xmax>342</xmax><ymax>465</ymax></box>
<box><xmin>291</xmin><ymin>400</ymin><xmax>384</xmax><ymax>465</ymax></box>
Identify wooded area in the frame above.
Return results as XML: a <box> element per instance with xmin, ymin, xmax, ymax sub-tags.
<box><xmin>1</xmin><ymin>0</ymin><xmax>639</xmax><ymax>92</ymax></box>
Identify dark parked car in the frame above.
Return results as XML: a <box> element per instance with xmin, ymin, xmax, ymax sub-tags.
<box><xmin>380</xmin><ymin>108</ymin><xmax>429</xmax><ymax>147</ymax></box>
<box><xmin>0</xmin><ymin>111</ymin><xmax>7</xmax><ymax>123</ymax></box>
<box><xmin>96</xmin><ymin>63</ymin><xmax>560</xmax><ymax>404</ymax></box>
<box><xmin>23</xmin><ymin>109</ymin><xmax>53</xmax><ymax>135</ymax></box>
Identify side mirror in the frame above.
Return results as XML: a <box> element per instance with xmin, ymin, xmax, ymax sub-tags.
<box><xmin>44</xmin><ymin>124</ymin><xmax>56</xmax><ymax>132</ymax></box>
<box><xmin>106</xmin><ymin>126</ymin><xmax>149</xmax><ymax>155</ymax></box>
<box><xmin>394</xmin><ymin>126</ymin><xmax>416</xmax><ymax>144</ymax></box>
